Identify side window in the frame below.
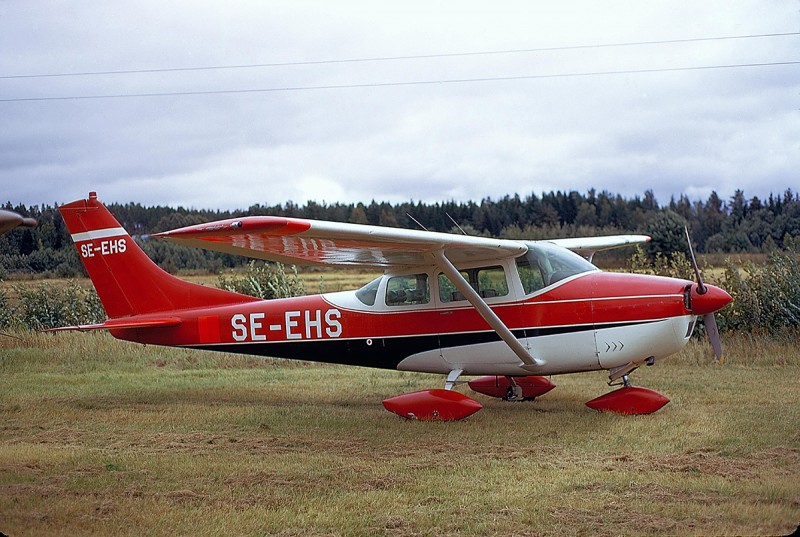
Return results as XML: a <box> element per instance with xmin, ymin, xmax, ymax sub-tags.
<box><xmin>385</xmin><ymin>274</ymin><xmax>430</xmax><ymax>306</ymax></box>
<box><xmin>477</xmin><ymin>266</ymin><xmax>509</xmax><ymax>298</ymax></box>
<box><xmin>438</xmin><ymin>266</ymin><xmax>509</xmax><ymax>302</ymax></box>
<box><xmin>438</xmin><ymin>272</ymin><xmax>467</xmax><ymax>302</ymax></box>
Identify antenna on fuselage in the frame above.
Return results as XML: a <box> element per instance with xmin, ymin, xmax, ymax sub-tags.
<box><xmin>406</xmin><ymin>213</ymin><xmax>429</xmax><ymax>232</ymax></box>
<box><xmin>446</xmin><ymin>213</ymin><xmax>468</xmax><ymax>236</ymax></box>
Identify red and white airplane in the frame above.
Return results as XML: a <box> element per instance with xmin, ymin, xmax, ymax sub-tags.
<box><xmin>52</xmin><ymin>192</ymin><xmax>731</xmax><ymax>420</ymax></box>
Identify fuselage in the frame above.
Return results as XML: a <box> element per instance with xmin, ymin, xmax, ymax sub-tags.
<box><xmin>115</xmin><ymin>267</ymin><xmax>710</xmax><ymax>378</ymax></box>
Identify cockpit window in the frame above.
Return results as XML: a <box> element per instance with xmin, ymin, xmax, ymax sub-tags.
<box><xmin>355</xmin><ymin>277</ymin><xmax>381</xmax><ymax>306</ymax></box>
<box><xmin>385</xmin><ymin>274</ymin><xmax>430</xmax><ymax>306</ymax></box>
<box><xmin>516</xmin><ymin>242</ymin><xmax>596</xmax><ymax>294</ymax></box>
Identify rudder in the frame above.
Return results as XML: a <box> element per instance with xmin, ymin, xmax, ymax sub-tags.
<box><xmin>60</xmin><ymin>192</ymin><xmax>256</xmax><ymax>318</ymax></box>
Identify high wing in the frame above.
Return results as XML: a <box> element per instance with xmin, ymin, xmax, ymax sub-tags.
<box><xmin>154</xmin><ymin>216</ymin><xmax>528</xmax><ymax>268</ymax></box>
<box><xmin>155</xmin><ymin>216</ymin><xmax>539</xmax><ymax>368</ymax></box>
<box><xmin>549</xmin><ymin>234</ymin><xmax>650</xmax><ymax>261</ymax></box>
<box><xmin>155</xmin><ymin>217</ymin><xmax>649</xmax><ymax>268</ymax></box>
<box><xmin>155</xmin><ymin>218</ymin><xmax>647</xmax><ymax>371</ymax></box>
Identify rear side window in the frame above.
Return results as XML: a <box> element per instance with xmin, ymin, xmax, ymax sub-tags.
<box><xmin>438</xmin><ymin>266</ymin><xmax>509</xmax><ymax>302</ymax></box>
<box><xmin>385</xmin><ymin>274</ymin><xmax>430</xmax><ymax>306</ymax></box>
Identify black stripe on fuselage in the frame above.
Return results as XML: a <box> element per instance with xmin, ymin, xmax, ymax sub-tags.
<box><xmin>190</xmin><ymin>319</ymin><xmax>663</xmax><ymax>370</ymax></box>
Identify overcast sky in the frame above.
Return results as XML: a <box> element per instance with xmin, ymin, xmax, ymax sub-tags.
<box><xmin>1</xmin><ymin>1</ymin><xmax>798</xmax><ymax>211</ymax></box>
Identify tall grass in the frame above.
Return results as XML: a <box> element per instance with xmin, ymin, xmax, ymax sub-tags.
<box><xmin>1</xmin><ymin>281</ymin><xmax>104</xmax><ymax>330</ymax></box>
<box><xmin>8</xmin><ymin>249</ymin><xmax>800</xmax><ymax>337</ymax></box>
<box><xmin>217</xmin><ymin>261</ymin><xmax>305</xmax><ymax>300</ymax></box>
<box><xmin>716</xmin><ymin>249</ymin><xmax>800</xmax><ymax>333</ymax></box>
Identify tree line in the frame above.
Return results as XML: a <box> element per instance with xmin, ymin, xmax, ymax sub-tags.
<box><xmin>1</xmin><ymin>188</ymin><xmax>798</xmax><ymax>277</ymax></box>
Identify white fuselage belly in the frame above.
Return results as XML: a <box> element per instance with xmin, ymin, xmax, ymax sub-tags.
<box><xmin>397</xmin><ymin>315</ymin><xmax>695</xmax><ymax>376</ymax></box>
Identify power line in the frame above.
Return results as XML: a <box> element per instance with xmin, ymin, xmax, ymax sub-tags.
<box><xmin>2</xmin><ymin>59</ymin><xmax>797</xmax><ymax>102</ymax></box>
<box><xmin>1</xmin><ymin>31</ymin><xmax>798</xmax><ymax>80</ymax></box>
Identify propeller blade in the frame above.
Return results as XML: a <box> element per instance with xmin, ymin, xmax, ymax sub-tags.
<box><xmin>686</xmin><ymin>226</ymin><xmax>724</xmax><ymax>363</ymax></box>
<box><xmin>684</xmin><ymin>226</ymin><xmax>706</xmax><ymax>294</ymax></box>
<box><xmin>704</xmin><ymin>313</ymin><xmax>724</xmax><ymax>365</ymax></box>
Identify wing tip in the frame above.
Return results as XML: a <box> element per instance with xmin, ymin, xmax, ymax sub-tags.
<box><xmin>154</xmin><ymin>217</ymin><xmax>312</xmax><ymax>240</ymax></box>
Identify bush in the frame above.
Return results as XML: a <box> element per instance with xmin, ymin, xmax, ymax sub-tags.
<box><xmin>10</xmin><ymin>282</ymin><xmax>105</xmax><ymax>330</ymax></box>
<box><xmin>0</xmin><ymin>254</ymin><xmax>32</xmax><ymax>274</ymax></box>
<box><xmin>217</xmin><ymin>261</ymin><xmax>305</xmax><ymax>299</ymax></box>
<box><xmin>715</xmin><ymin>249</ymin><xmax>800</xmax><ymax>334</ymax></box>
<box><xmin>0</xmin><ymin>287</ymin><xmax>12</xmax><ymax>328</ymax></box>
<box><xmin>0</xmin><ymin>248</ymin><xmax>85</xmax><ymax>278</ymax></box>
<box><xmin>626</xmin><ymin>245</ymin><xmax>695</xmax><ymax>280</ymax></box>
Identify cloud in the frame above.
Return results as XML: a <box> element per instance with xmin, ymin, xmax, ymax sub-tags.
<box><xmin>1</xmin><ymin>1</ymin><xmax>798</xmax><ymax>210</ymax></box>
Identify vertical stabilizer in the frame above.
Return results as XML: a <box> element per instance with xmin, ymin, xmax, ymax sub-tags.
<box><xmin>60</xmin><ymin>192</ymin><xmax>256</xmax><ymax>318</ymax></box>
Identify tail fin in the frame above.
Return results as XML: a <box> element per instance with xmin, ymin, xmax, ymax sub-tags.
<box><xmin>60</xmin><ymin>192</ymin><xmax>256</xmax><ymax>318</ymax></box>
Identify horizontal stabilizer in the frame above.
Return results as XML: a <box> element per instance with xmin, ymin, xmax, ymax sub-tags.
<box><xmin>42</xmin><ymin>317</ymin><xmax>182</xmax><ymax>333</ymax></box>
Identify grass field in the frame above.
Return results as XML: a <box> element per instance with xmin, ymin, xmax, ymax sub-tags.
<box><xmin>0</xmin><ymin>329</ymin><xmax>798</xmax><ymax>536</ymax></box>
<box><xmin>0</xmin><ymin>267</ymin><xmax>381</xmax><ymax>297</ymax></box>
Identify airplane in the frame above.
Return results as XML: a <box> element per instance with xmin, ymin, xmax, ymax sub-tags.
<box><xmin>48</xmin><ymin>192</ymin><xmax>731</xmax><ymax>420</ymax></box>
<box><xmin>0</xmin><ymin>209</ymin><xmax>37</xmax><ymax>235</ymax></box>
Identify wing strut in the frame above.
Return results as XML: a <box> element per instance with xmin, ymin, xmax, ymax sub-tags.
<box><xmin>433</xmin><ymin>250</ymin><xmax>543</xmax><ymax>370</ymax></box>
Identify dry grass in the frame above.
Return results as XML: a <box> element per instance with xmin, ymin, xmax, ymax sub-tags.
<box><xmin>296</xmin><ymin>267</ymin><xmax>381</xmax><ymax>293</ymax></box>
<box><xmin>182</xmin><ymin>267</ymin><xmax>380</xmax><ymax>294</ymax></box>
<box><xmin>0</xmin><ymin>331</ymin><xmax>798</xmax><ymax>536</ymax></box>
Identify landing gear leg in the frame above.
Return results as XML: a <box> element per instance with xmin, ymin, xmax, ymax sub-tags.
<box><xmin>444</xmin><ymin>369</ymin><xmax>464</xmax><ymax>391</ymax></box>
<box><xmin>503</xmin><ymin>376</ymin><xmax>525</xmax><ymax>401</ymax></box>
<box><xmin>607</xmin><ymin>363</ymin><xmax>638</xmax><ymax>386</ymax></box>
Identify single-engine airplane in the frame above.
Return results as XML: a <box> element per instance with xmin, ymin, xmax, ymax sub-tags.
<box><xmin>0</xmin><ymin>209</ymin><xmax>37</xmax><ymax>235</ymax></box>
<box><xmin>50</xmin><ymin>192</ymin><xmax>731</xmax><ymax>420</ymax></box>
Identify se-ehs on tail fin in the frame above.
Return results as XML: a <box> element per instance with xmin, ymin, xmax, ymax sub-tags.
<box><xmin>60</xmin><ymin>192</ymin><xmax>256</xmax><ymax>319</ymax></box>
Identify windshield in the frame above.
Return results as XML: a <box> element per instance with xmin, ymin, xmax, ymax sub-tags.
<box><xmin>355</xmin><ymin>276</ymin><xmax>381</xmax><ymax>306</ymax></box>
<box><xmin>516</xmin><ymin>242</ymin><xmax>597</xmax><ymax>294</ymax></box>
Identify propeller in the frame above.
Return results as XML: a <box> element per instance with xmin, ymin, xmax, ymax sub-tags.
<box><xmin>684</xmin><ymin>226</ymin><xmax>725</xmax><ymax>364</ymax></box>
<box><xmin>0</xmin><ymin>209</ymin><xmax>36</xmax><ymax>235</ymax></box>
